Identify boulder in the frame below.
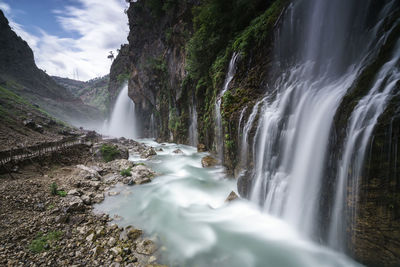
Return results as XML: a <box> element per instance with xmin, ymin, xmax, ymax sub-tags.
<box><xmin>172</xmin><ymin>149</ymin><xmax>183</xmax><ymax>154</ymax></box>
<box><xmin>136</xmin><ymin>239</ymin><xmax>157</xmax><ymax>255</ymax></box>
<box><xmin>106</xmin><ymin>159</ymin><xmax>134</xmax><ymax>172</ymax></box>
<box><xmin>65</xmin><ymin>196</ymin><xmax>85</xmax><ymax>213</ymax></box>
<box><xmin>108</xmin><ymin>237</ymin><xmax>117</xmax><ymax>247</ymax></box>
<box><xmin>81</xmin><ymin>195</ymin><xmax>91</xmax><ymax>205</ymax></box>
<box><xmin>197</xmin><ymin>143</ymin><xmax>206</xmax><ymax>152</ymax></box>
<box><xmin>225</xmin><ymin>191</ymin><xmax>239</xmax><ymax>202</ymax></box>
<box><xmin>126</xmin><ymin>226</ymin><xmax>142</xmax><ymax>240</ymax></box>
<box><xmin>67</xmin><ymin>189</ymin><xmax>81</xmax><ymax>196</ymax></box>
<box><xmin>201</xmin><ymin>156</ymin><xmax>218</xmax><ymax>167</ymax></box>
<box><xmin>93</xmin><ymin>193</ymin><xmax>105</xmax><ymax>204</ymax></box>
<box><xmin>134</xmin><ymin>177</ymin><xmax>151</xmax><ymax>185</ymax></box>
<box><xmin>140</xmin><ymin>147</ymin><xmax>156</xmax><ymax>158</ymax></box>
<box><xmin>75</xmin><ymin>165</ymin><xmax>101</xmax><ymax>180</ymax></box>
<box><xmin>131</xmin><ymin>165</ymin><xmax>155</xmax><ymax>185</ymax></box>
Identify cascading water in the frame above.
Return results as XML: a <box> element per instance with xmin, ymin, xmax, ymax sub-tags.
<box><xmin>239</xmin><ymin>102</ymin><xmax>261</xmax><ymax>168</ymax></box>
<box><xmin>189</xmin><ymin>103</ymin><xmax>198</xmax><ymax>146</ymax></box>
<box><xmin>215</xmin><ymin>52</ymin><xmax>239</xmax><ymax>160</ymax></box>
<box><xmin>329</xmin><ymin>40</ymin><xmax>400</xmax><ymax>250</ymax></box>
<box><xmin>104</xmin><ymin>83</ymin><xmax>137</xmax><ymax>139</ymax></box>
<box><xmin>149</xmin><ymin>113</ymin><xmax>157</xmax><ymax>138</ymax></box>
<box><xmin>249</xmin><ymin>0</ymin><xmax>400</xmax><ymax>245</ymax></box>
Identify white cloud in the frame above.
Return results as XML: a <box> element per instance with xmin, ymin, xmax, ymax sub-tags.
<box><xmin>0</xmin><ymin>2</ymin><xmax>10</xmax><ymax>13</ymax></box>
<box><xmin>2</xmin><ymin>0</ymin><xmax>129</xmax><ymax>81</ymax></box>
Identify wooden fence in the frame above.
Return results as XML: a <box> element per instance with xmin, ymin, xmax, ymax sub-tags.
<box><xmin>0</xmin><ymin>136</ymin><xmax>94</xmax><ymax>166</ymax></box>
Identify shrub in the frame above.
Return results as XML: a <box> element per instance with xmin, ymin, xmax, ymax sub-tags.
<box><xmin>50</xmin><ymin>182</ymin><xmax>67</xmax><ymax>197</ymax></box>
<box><xmin>29</xmin><ymin>231</ymin><xmax>63</xmax><ymax>253</ymax></box>
<box><xmin>120</xmin><ymin>167</ymin><xmax>132</xmax><ymax>177</ymax></box>
<box><xmin>100</xmin><ymin>144</ymin><xmax>120</xmax><ymax>162</ymax></box>
<box><xmin>50</xmin><ymin>182</ymin><xmax>58</xmax><ymax>195</ymax></box>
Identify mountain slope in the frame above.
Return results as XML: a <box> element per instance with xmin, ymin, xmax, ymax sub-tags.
<box><xmin>52</xmin><ymin>75</ymin><xmax>110</xmax><ymax>115</ymax></box>
<box><xmin>0</xmin><ymin>10</ymin><xmax>103</xmax><ymax>126</ymax></box>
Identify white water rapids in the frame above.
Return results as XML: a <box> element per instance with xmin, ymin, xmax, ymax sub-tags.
<box><xmin>95</xmin><ymin>140</ymin><xmax>360</xmax><ymax>267</ymax></box>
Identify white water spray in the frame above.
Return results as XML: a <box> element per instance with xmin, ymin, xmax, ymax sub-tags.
<box><xmin>104</xmin><ymin>83</ymin><xmax>137</xmax><ymax>139</ymax></box>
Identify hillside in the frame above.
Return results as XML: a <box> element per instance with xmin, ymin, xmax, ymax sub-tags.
<box><xmin>52</xmin><ymin>76</ymin><xmax>110</xmax><ymax>115</ymax></box>
<box><xmin>0</xmin><ymin>10</ymin><xmax>103</xmax><ymax>126</ymax></box>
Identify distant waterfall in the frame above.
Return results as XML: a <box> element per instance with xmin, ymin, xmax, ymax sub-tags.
<box><xmin>104</xmin><ymin>83</ymin><xmax>137</xmax><ymax>139</ymax></box>
<box><xmin>215</xmin><ymin>52</ymin><xmax>239</xmax><ymax>159</ymax></box>
<box><xmin>189</xmin><ymin>103</ymin><xmax>198</xmax><ymax>146</ymax></box>
<box><xmin>248</xmin><ymin>0</ymin><xmax>400</xmax><ymax>246</ymax></box>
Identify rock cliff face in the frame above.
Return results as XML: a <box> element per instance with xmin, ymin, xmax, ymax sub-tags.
<box><xmin>122</xmin><ymin>0</ymin><xmax>400</xmax><ymax>265</ymax></box>
<box><xmin>0</xmin><ymin>10</ymin><xmax>103</xmax><ymax>125</ymax></box>
<box><xmin>125</xmin><ymin>0</ymin><xmax>195</xmax><ymax>140</ymax></box>
<box><xmin>108</xmin><ymin>44</ymin><xmax>131</xmax><ymax>101</ymax></box>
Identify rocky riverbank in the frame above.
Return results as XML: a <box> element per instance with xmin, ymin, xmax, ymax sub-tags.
<box><xmin>0</xmin><ymin>137</ymin><xmax>166</xmax><ymax>267</ymax></box>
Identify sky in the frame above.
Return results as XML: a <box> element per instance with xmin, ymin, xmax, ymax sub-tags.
<box><xmin>0</xmin><ymin>0</ymin><xmax>129</xmax><ymax>81</ymax></box>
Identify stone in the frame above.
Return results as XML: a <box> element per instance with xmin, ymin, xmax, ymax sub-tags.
<box><xmin>107</xmin><ymin>237</ymin><xmax>117</xmax><ymax>247</ymax></box>
<box><xmin>172</xmin><ymin>149</ymin><xmax>183</xmax><ymax>154</ymax></box>
<box><xmin>92</xmin><ymin>246</ymin><xmax>103</xmax><ymax>256</ymax></box>
<box><xmin>86</xmin><ymin>233</ymin><xmax>95</xmax><ymax>242</ymax></box>
<box><xmin>55</xmin><ymin>213</ymin><xmax>69</xmax><ymax>224</ymax></box>
<box><xmin>107</xmin><ymin>159</ymin><xmax>134</xmax><ymax>172</ymax></box>
<box><xmin>225</xmin><ymin>191</ymin><xmax>239</xmax><ymax>202</ymax></box>
<box><xmin>122</xmin><ymin>177</ymin><xmax>133</xmax><ymax>185</ymax></box>
<box><xmin>136</xmin><ymin>239</ymin><xmax>157</xmax><ymax>255</ymax></box>
<box><xmin>126</xmin><ymin>226</ymin><xmax>142</xmax><ymax>240</ymax></box>
<box><xmin>65</xmin><ymin>197</ymin><xmax>85</xmax><ymax>213</ymax></box>
<box><xmin>81</xmin><ymin>195</ymin><xmax>91</xmax><ymax>205</ymax></box>
<box><xmin>67</xmin><ymin>189</ymin><xmax>81</xmax><ymax>196</ymax></box>
<box><xmin>201</xmin><ymin>155</ymin><xmax>218</xmax><ymax>167</ymax></box>
<box><xmin>134</xmin><ymin>177</ymin><xmax>151</xmax><ymax>185</ymax></box>
<box><xmin>148</xmin><ymin>255</ymin><xmax>157</xmax><ymax>263</ymax></box>
<box><xmin>197</xmin><ymin>143</ymin><xmax>206</xmax><ymax>152</ymax></box>
<box><xmin>119</xmin><ymin>231</ymin><xmax>128</xmax><ymax>242</ymax></box>
<box><xmin>110</xmin><ymin>246</ymin><xmax>122</xmax><ymax>255</ymax></box>
<box><xmin>93</xmin><ymin>194</ymin><xmax>105</xmax><ymax>204</ymax></box>
<box><xmin>156</xmin><ymin>148</ymin><xmax>163</xmax><ymax>152</ymax></box>
<box><xmin>140</xmin><ymin>147</ymin><xmax>157</xmax><ymax>158</ymax></box>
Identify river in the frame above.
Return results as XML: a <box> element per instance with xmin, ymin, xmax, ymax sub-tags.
<box><xmin>95</xmin><ymin>139</ymin><xmax>361</xmax><ymax>267</ymax></box>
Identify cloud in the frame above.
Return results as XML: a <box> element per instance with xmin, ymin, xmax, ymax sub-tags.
<box><xmin>0</xmin><ymin>2</ymin><xmax>10</xmax><ymax>13</ymax></box>
<box><xmin>2</xmin><ymin>0</ymin><xmax>129</xmax><ymax>81</ymax></box>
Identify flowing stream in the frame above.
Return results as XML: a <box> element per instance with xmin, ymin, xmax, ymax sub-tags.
<box><xmin>95</xmin><ymin>140</ymin><xmax>360</xmax><ymax>267</ymax></box>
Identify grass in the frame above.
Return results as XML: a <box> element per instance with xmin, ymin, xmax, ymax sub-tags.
<box><xmin>50</xmin><ymin>182</ymin><xmax>67</xmax><ymax>197</ymax></box>
<box><xmin>29</xmin><ymin>231</ymin><xmax>63</xmax><ymax>253</ymax></box>
<box><xmin>120</xmin><ymin>167</ymin><xmax>132</xmax><ymax>177</ymax></box>
<box><xmin>100</xmin><ymin>144</ymin><xmax>120</xmax><ymax>162</ymax></box>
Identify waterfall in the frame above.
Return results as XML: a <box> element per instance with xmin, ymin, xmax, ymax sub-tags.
<box><xmin>104</xmin><ymin>83</ymin><xmax>137</xmax><ymax>139</ymax></box>
<box><xmin>249</xmin><ymin>0</ymin><xmax>400</xmax><ymax>244</ymax></box>
<box><xmin>215</xmin><ymin>52</ymin><xmax>239</xmax><ymax>159</ymax></box>
<box><xmin>150</xmin><ymin>113</ymin><xmax>157</xmax><ymax>138</ymax></box>
<box><xmin>239</xmin><ymin>101</ymin><xmax>261</xmax><ymax>168</ymax></box>
<box><xmin>189</xmin><ymin>103</ymin><xmax>198</xmax><ymax>146</ymax></box>
<box><xmin>329</xmin><ymin>40</ymin><xmax>400</xmax><ymax>249</ymax></box>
